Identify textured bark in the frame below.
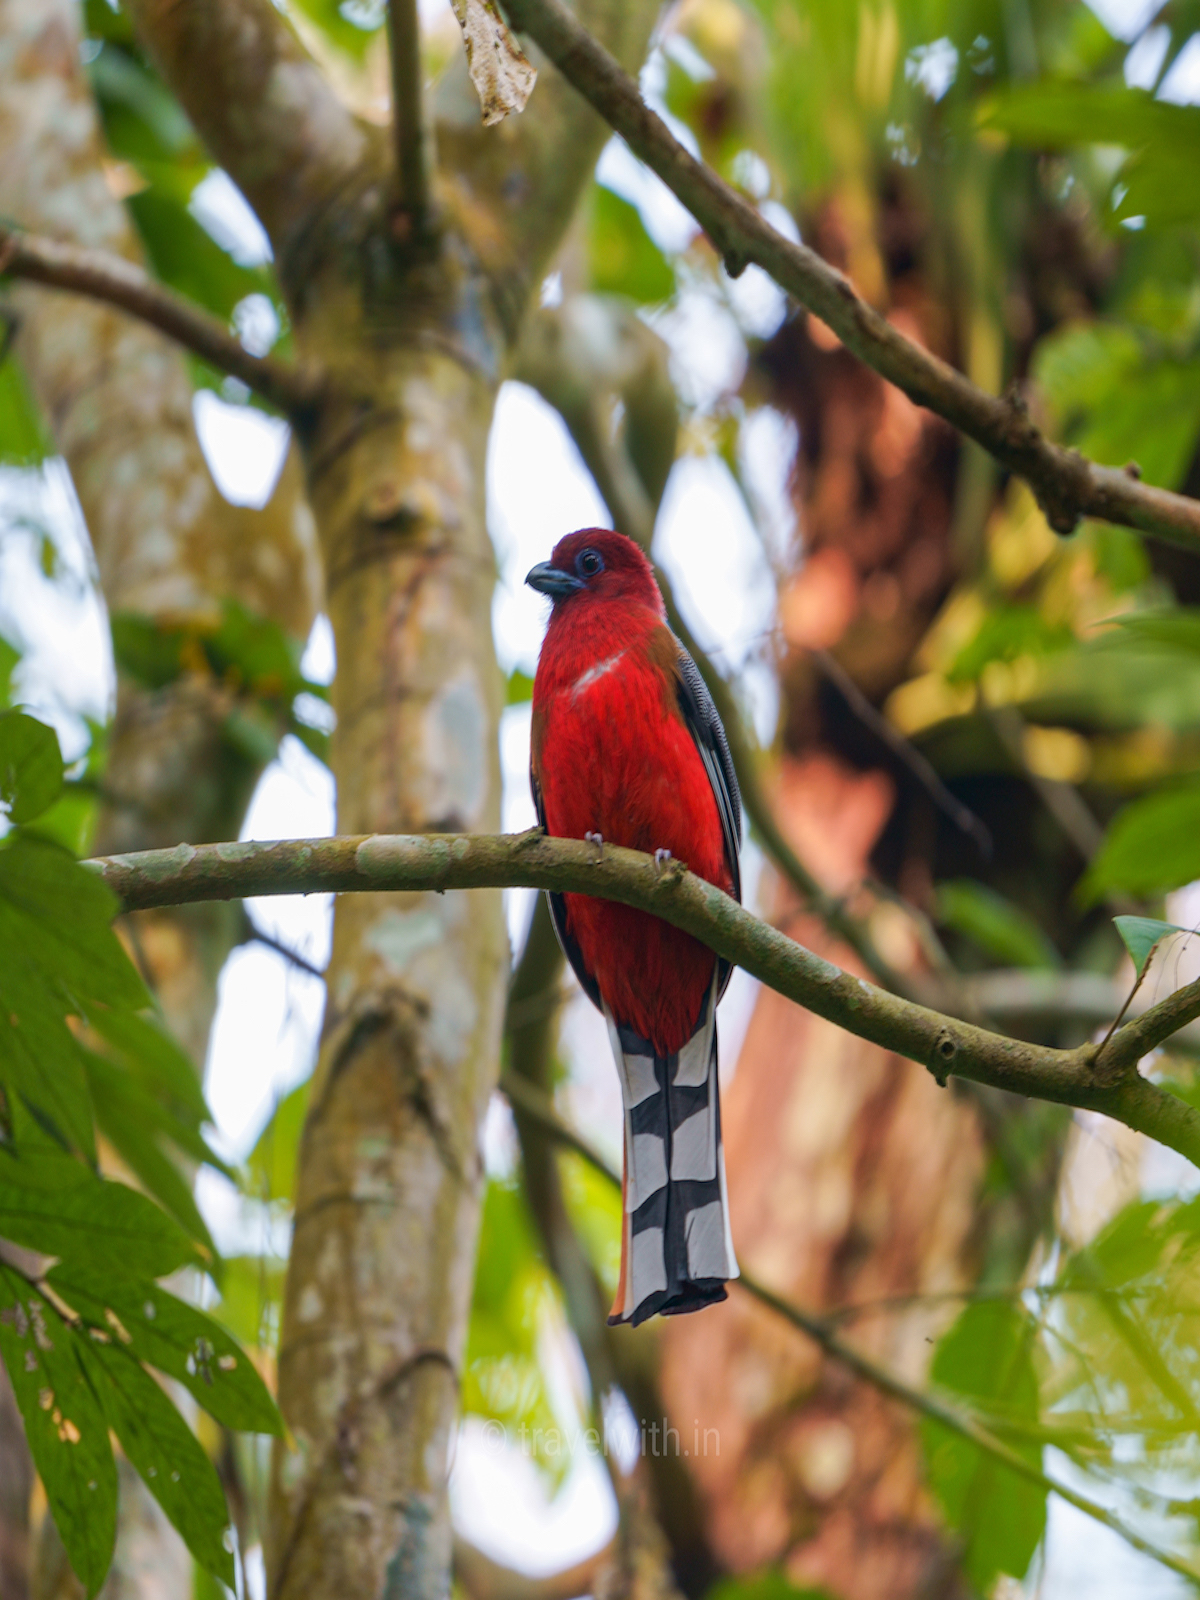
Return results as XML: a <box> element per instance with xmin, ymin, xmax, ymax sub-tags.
<box><xmin>107</xmin><ymin>1</ymin><xmax>663</xmax><ymax>1593</ymax></box>
<box><xmin>0</xmin><ymin>3</ymin><xmax>319</xmax><ymax>1593</ymax></box>
<box><xmin>270</xmin><ymin>324</ymin><xmax>509</xmax><ymax>1600</ymax></box>
<box><xmin>660</xmin><ymin>758</ymin><xmax>983</xmax><ymax>1597</ymax></box>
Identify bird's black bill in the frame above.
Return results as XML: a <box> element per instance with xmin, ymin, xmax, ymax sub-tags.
<box><xmin>526</xmin><ymin>562</ymin><xmax>585</xmax><ymax>598</ymax></box>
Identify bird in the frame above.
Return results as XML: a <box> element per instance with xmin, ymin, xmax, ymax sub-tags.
<box><xmin>526</xmin><ymin>527</ymin><xmax>741</xmax><ymax>1328</ymax></box>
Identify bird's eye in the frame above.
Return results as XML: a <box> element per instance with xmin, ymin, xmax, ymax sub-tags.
<box><xmin>576</xmin><ymin>548</ymin><xmax>604</xmax><ymax>578</ymax></box>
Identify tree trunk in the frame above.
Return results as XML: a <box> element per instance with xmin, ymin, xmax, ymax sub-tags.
<box><xmin>115</xmin><ymin>1</ymin><xmax>660</xmax><ymax>1592</ymax></box>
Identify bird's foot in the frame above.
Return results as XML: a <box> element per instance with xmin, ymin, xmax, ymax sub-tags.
<box><xmin>654</xmin><ymin>847</ymin><xmax>673</xmax><ymax>872</ymax></box>
<box><xmin>584</xmin><ymin>830</ymin><xmax>604</xmax><ymax>859</ymax></box>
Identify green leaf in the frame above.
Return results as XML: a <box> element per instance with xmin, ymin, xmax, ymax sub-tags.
<box><xmin>920</xmin><ymin>1300</ymin><xmax>1046</xmax><ymax>1591</ymax></box>
<box><xmin>1034</xmin><ymin>324</ymin><xmax>1200</xmax><ymax>490</ymax></box>
<box><xmin>83</xmin><ymin>1053</ymin><xmax>219</xmax><ymax>1263</ymax></box>
<box><xmin>0</xmin><ymin>937</ymin><xmax>96</xmax><ymax>1159</ymax></box>
<box><xmin>0</xmin><ymin>834</ymin><xmax>147</xmax><ymax>1010</ymax></box>
<box><xmin>1083</xmin><ymin>780</ymin><xmax>1200</xmax><ymax>902</ymax></box>
<box><xmin>289</xmin><ymin>0</ymin><xmax>386</xmax><ymax>62</ymax></box>
<box><xmin>707</xmin><ymin>1573</ymin><xmax>836</xmax><ymax>1600</ymax></box>
<box><xmin>506</xmin><ymin>669</ymin><xmax>534</xmax><ymax>706</ymax></box>
<box><xmin>109</xmin><ymin>613</ymin><xmax>188</xmax><ymax>689</ymax></box>
<box><xmin>88</xmin><ymin>1343</ymin><xmax>235</xmax><ymax>1586</ymax></box>
<box><xmin>464</xmin><ymin>1180</ymin><xmax>563</xmax><ymax>1472</ymax></box>
<box><xmin>0</xmin><ymin>352</ymin><xmax>51</xmax><ymax>467</ymax></box>
<box><xmin>248</xmin><ymin>1077</ymin><xmax>309</xmax><ymax>1204</ymax></box>
<box><xmin>0</xmin><ymin>1266</ymin><xmax>117</xmax><ymax>1597</ymax></box>
<box><xmin>25</xmin><ymin>786</ymin><xmax>99</xmax><ymax>858</ymax></box>
<box><xmin>0</xmin><ymin>1139</ymin><xmax>94</xmax><ymax>1193</ymax></box>
<box><xmin>0</xmin><ymin>633</ymin><xmax>18</xmax><ymax>708</ymax></box>
<box><xmin>88</xmin><ymin>1006</ymin><xmax>211</xmax><ymax>1128</ymax></box>
<box><xmin>946</xmin><ymin>606</ymin><xmax>1074</xmax><ymax>685</ymax></box>
<box><xmin>590</xmin><ymin>185</ymin><xmax>675</xmax><ymax>305</ymax></box>
<box><xmin>0</xmin><ymin>711</ymin><xmax>63</xmax><ymax>824</ymax></box>
<box><xmin>47</xmin><ymin>1263</ymin><xmax>283</xmax><ymax>1436</ymax></box>
<box><xmin>1110</xmin><ymin>608</ymin><xmax>1200</xmax><ymax>658</ymax></box>
<box><xmin>935</xmin><ymin>880</ymin><xmax>1060</xmax><ymax>969</ymax></box>
<box><xmin>1024</xmin><ymin>637</ymin><xmax>1200</xmax><ymax>731</ymax></box>
<box><xmin>0</xmin><ymin>1176</ymin><xmax>194</xmax><ymax>1277</ymax></box>
<box><xmin>88</xmin><ymin>44</ymin><xmax>196</xmax><ymax>166</ymax></box>
<box><xmin>981</xmin><ymin>83</ymin><xmax>1200</xmax><ymax>229</ymax></box>
<box><xmin>981</xmin><ymin>81</ymin><xmax>1200</xmax><ymax>161</ymax></box>
<box><xmin>208</xmin><ymin>1252</ymin><xmax>286</xmax><ymax>1354</ymax></box>
<box><xmin>127</xmin><ymin>191</ymin><xmax>270</xmax><ymax>324</ymax></box>
<box><xmin>1113</xmin><ymin>915</ymin><xmax>1189</xmax><ymax>981</ymax></box>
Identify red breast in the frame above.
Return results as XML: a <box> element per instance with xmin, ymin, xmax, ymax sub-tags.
<box><xmin>530</xmin><ymin>531</ymin><xmax>732</xmax><ymax>1053</ymax></box>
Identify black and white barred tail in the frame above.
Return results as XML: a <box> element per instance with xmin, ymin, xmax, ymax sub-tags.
<box><xmin>604</xmin><ymin>977</ymin><xmax>738</xmax><ymax>1327</ymax></box>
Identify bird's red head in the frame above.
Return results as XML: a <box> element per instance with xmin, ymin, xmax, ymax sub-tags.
<box><xmin>526</xmin><ymin>529</ymin><xmax>665</xmax><ymax>619</ymax></box>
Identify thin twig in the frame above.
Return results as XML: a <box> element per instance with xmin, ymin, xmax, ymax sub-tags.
<box><xmin>386</xmin><ymin>0</ymin><xmax>430</xmax><ymax>224</ymax></box>
<box><xmin>987</xmin><ymin>705</ymin><xmax>1105</xmax><ymax>864</ymax></box>
<box><xmin>494</xmin><ymin>1071</ymin><xmax>1200</xmax><ymax>1586</ymax></box>
<box><xmin>814</xmin><ymin>648</ymin><xmax>992</xmax><ymax>858</ymax></box>
<box><xmin>503</xmin><ymin>0</ymin><xmax>1200</xmax><ymax>553</ymax></box>
<box><xmin>0</xmin><ymin>226</ymin><xmax>324</xmax><ymax>416</ymax></box>
<box><xmin>657</xmin><ymin>569</ymin><xmax>906</xmax><ymax>991</ymax></box>
<box><xmin>241</xmin><ymin>912</ymin><xmax>327</xmax><ymax>981</ymax></box>
<box><xmin>84</xmin><ymin>830</ymin><xmax>1200</xmax><ymax>1166</ymax></box>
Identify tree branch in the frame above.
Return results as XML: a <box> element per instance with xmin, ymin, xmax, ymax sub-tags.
<box><xmin>0</xmin><ymin>227</ymin><xmax>324</xmax><ymax>416</ymax></box>
<box><xmin>87</xmin><ymin>830</ymin><xmax>1200</xmax><ymax>1166</ymax></box>
<box><xmin>387</xmin><ymin>0</ymin><xmax>430</xmax><ymax>224</ymax></box>
<box><xmin>123</xmin><ymin>0</ymin><xmax>372</xmax><ymax>274</ymax></box>
<box><xmin>435</xmin><ymin>0</ymin><xmax>660</xmax><ymax>339</ymax></box>
<box><xmin>503</xmin><ymin>0</ymin><xmax>1200</xmax><ymax>553</ymax></box>
<box><xmin>497</xmin><ymin>1065</ymin><xmax>1200</xmax><ymax>1586</ymax></box>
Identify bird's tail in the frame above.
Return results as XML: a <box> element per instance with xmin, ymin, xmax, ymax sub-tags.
<box><xmin>604</xmin><ymin>978</ymin><xmax>738</xmax><ymax>1328</ymax></box>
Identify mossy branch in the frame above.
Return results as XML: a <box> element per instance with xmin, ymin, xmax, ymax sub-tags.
<box><xmin>88</xmin><ymin>829</ymin><xmax>1200</xmax><ymax>1167</ymax></box>
<box><xmin>503</xmin><ymin>0</ymin><xmax>1200</xmax><ymax>553</ymax></box>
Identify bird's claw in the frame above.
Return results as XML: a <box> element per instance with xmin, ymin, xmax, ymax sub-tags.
<box><xmin>584</xmin><ymin>830</ymin><xmax>604</xmax><ymax>859</ymax></box>
<box><xmin>654</xmin><ymin>848</ymin><xmax>673</xmax><ymax>872</ymax></box>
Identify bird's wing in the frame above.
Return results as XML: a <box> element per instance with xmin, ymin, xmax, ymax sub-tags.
<box><xmin>672</xmin><ymin>638</ymin><xmax>743</xmax><ymax>902</ymax></box>
<box><xmin>530</xmin><ymin>758</ymin><xmax>602</xmax><ymax>1009</ymax></box>
<box><xmin>672</xmin><ymin>637</ymin><xmax>743</xmax><ymax>1001</ymax></box>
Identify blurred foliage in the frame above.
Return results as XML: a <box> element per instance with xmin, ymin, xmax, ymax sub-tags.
<box><xmin>112</xmin><ymin>600</ymin><xmax>332</xmax><ymax>766</ymax></box>
<box><xmin>463</xmin><ymin>1178</ymin><xmax>576</xmax><ymax>1477</ymax></box>
<box><xmin>0</xmin><ymin>709</ymin><xmax>279</xmax><ymax>1596</ymax></box>
<box><xmin>936</xmin><ymin>877</ymin><xmax>1062</xmax><ymax>968</ymax></box>
<box><xmin>921</xmin><ymin>1300</ymin><xmax>1046</xmax><ymax>1592</ymax></box>
<box><xmin>590</xmin><ymin>185</ymin><xmax>675</xmax><ymax>304</ymax></box>
<box><xmin>707</xmin><ymin>1572</ymin><xmax>836</xmax><ymax>1600</ymax></box>
<box><xmin>649</xmin><ymin>0</ymin><xmax>1200</xmax><ymax>1585</ymax></box>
